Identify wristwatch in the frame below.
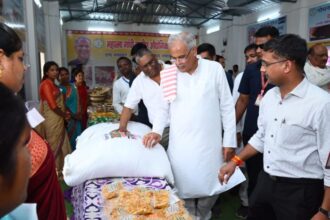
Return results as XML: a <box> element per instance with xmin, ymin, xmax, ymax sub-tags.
<box><xmin>319</xmin><ymin>207</ymin><xmax>330</xmax><ymax>218</ymax></box>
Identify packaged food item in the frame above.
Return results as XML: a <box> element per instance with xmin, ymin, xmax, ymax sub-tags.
<box><xmin>101</xmin><ymin>182</ymin><xmax>124</xmax><ymax>199</ymax></box>
<box><xmin>101</xmin><ymin>184</ymin><xmax>192</xmax><ymax>220</ymax></box>
<box><xmin>152</xmin><ymin>190</ymin><xmax>169</xmax><ymax>209</ymax></box>
<box><xmin>119</xmin><ymin>188</ymin><xmax>153</xmax><ymax>215</ymax></box>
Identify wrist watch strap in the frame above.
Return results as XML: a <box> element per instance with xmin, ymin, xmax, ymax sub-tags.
<box><xmin>319</xmin><ymin>207</ymin><xmax>330</xmax><ymax>219</ymax></box>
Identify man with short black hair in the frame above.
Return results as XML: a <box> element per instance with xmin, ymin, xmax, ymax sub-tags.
<box><xmin>220</xmin><ymin>34</ymin><xmax>330</xmax><ymax>220</ymax></box>
<box><xmin>119</xmin><ymin>48</ymin><xmax>170</xmax><ymax>149</ymax></box>
<box><xmin>235</xmin><ymin>26</ymin><xmax>279</xmax><ymax>197</ymax></box>
<box><xmin>112</xmin><ymin>57</ymin><xmax>134</xmax><ymax>114</ymax></box>
<box><xmin>197</xmin><ymin>43</ymin><xmax>216</xmax><ymax>60</ymax></box>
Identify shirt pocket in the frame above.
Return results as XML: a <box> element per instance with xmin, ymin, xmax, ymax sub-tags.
<box><xmin>277</xmin><ymin>122</ymin><xmax>316</xmax><ymax>150</ymax></box>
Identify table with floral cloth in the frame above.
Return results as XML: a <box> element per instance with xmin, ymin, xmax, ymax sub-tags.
<box><xmin>70</xmin><ymin>177</ymin><xmax>172</xmax><ymax>220</ymax></box>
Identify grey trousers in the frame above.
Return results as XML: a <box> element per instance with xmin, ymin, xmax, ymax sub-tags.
<box><xmin>159</xmin><ymin>126</ymin><xmax>169</xmax><ymax>150</ymax></box>
<box><xmin>184</xmin><ymin>194</ymin><xmax>219</xmax><ymax>220</ymax></box>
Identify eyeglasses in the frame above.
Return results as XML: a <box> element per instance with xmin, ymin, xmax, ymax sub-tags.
<box><xmin>170</xmin><ymin>48</ymin><xmax>192</xmax><ymax>63</ymax></box>
<box><xmin>24</xmin><ymin>63</ymin><xmax>31</xmax><ymax>69</ymax></box>
<box><xmin>141</xmin><ymin>58</ymin><xmax>158</xmax><ymax>69</ymax></box>
<box><xmin>256</xmin><ymin>44</ymin><xmax>265</xmax><ymax>49</ymax></box>
<box><xmin>261</xmin><ymin>59</ymin><xmax>287</xmax><ymax>67</ymax></box>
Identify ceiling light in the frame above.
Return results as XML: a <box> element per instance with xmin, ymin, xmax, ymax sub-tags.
<box><xmin>257</xmin><ymin>11</ymin><xmax>280</xmax><ymax>23</ymax></box>
<box><xmin>87</xmin><ymin>27</ymin><xmax>114</xmax><ymax>32</ymax></box>
<box><xmin>206</xmin><ymin>25</ymin><xmax>220</xmax><ymax>34</ymax></box>
<box><xmin>159</xmin><ymin>29</ymin><xmax>181</xmax><ymax>35</ymax></box>
<box><xmin>34</xmin><ymin>0</ymin><xmax>42</xmax><ymax>8</ymax></box>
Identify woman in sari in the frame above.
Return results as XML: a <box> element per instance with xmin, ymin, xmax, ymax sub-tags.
<box><xmin>73</xmin><ymin>68</ymin><xmax>89</xmax><ymax>130</ymax></box>
<box><xmin>0</xmin><ymin>23</ymin><xmax>66</xmax><ymax>220</ymax></box>
<box><xmin>59</xmin><ymin>67</ymin><xmax>82</xmax><ymax>150</ymax></box>
<box><xmin>39</xmin><ymin>61</ymin><xmax>71</xmax><ymax>175</ymax></box>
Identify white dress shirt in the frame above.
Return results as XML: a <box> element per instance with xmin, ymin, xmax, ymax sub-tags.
<box><xmin>124</xmin><ymin>71</ymin><xmax>169</xmax><ymax>127</ymax></box>
<box><xmin>249</xmin><ymin>78</ymin><xmax>330</xmax><ymax>186</ymax></box>
<box><xmin>153</xmin><ymin>58</ymin><xmax>237</xmax><ymax>198</ymax></box>
<box><xmin>112</xmin><ymin>76</ymin><xmax>130</xmax><ymax>114</ymax></box>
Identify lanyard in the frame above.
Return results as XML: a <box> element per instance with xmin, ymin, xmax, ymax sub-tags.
<box><xmin>260</xmin><ymin>72</ymin><xmax>269</xmax><ymax>97</ymax></box>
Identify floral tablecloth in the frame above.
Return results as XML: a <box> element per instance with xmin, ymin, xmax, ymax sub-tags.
<box><xmin>70</xmin><ymin>177</ymin><xmax>172</xmax><ymax>220</ymax></box>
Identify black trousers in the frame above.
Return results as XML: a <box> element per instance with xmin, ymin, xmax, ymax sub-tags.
<box><xmin>243</xmin><ymin>135</ymin><xmax>263</xmax><ymax>197</ymax></box>
<box><xmin>247</xmin><ymin>170</ymin><xmax>323</xmax><ymax>220</ymax></box>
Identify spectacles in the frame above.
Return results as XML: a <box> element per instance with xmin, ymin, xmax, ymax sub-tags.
<box><xmin>24</xmin><ymin>63</ymin><xmax>31</xmax><ymax>69</ymax></box>
<box><xmin>261</xmin><ymin>59</ymin><xmax>287</xmax><ymax>67</ymax></box>
<box><xmin>256</xmin><ymin>44</ymin><xmax>265</xmax><ymax>49</ymax></box>
<box><xmin>141</xmin><ymin>58</ymin><xmax>158</xmax><ymax>69</ymax></box>
<box><xmin>170</xmin><ymin>48</ymin><xmax>192</xmax><ymax>63</ymax></box>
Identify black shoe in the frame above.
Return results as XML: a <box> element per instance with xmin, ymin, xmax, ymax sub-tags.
<box><xmin>235</xmin><ymin>205</ymin><xmax>248</xmax><ymax>219</ymax></box>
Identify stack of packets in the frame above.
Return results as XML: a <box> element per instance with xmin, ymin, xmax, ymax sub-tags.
<box><xmin>101</xmin><ymin>182</ymin><xmax>192</xmax><ymax>220</ymax></box>
<box><xmin>88</xmin><ymin>111</ymin><xmax>120</xmax><ymax>126</ymax></box>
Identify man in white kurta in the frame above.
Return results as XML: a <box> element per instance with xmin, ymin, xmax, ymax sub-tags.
<box><xmin>146</xmin><ymin>32</ymin><xmax>237</xmax><ymax>219</ymax></box>
<box><xmin>304</xmin><ymin>43</ymin><xmax>330</xmax><ymax>92</ymax></box>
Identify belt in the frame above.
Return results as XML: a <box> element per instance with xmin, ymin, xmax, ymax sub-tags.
<box><xmin>266</xmin><ymin>173</ymin><xmax>323</xmax><ymax>184</ymax></box>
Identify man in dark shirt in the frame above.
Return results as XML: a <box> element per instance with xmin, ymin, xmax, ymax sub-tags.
<box><xmin>236</xmin><ymin>26</ymin><xmax>279</xmax><ymax>197</ymax></box>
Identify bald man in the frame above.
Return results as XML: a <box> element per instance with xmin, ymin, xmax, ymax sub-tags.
<box><xmin>304</xmin><ymin>43</ymin><xmax>330</xmax><ymax>92</ymax></box>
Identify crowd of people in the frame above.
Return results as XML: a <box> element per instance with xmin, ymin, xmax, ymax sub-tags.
<box><xmin>0</xmin><ymin>20</ymin><xmax>330</xmax><ymax>220</ymax></box>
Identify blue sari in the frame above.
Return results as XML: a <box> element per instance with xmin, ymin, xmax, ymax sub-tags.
<box><xmin>60</xmin><ymin>83</ymin><xmax>82</xmax><ymax>150</ymax></box>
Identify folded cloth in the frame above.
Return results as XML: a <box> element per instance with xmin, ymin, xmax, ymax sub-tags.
<box><xmin>160</xmin><ymin>65</ymin><xmax>178</xmax><ymax>102</ymax></box>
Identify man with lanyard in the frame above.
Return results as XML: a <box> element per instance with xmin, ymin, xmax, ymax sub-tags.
<box><xmin>220</xmin><ymin>34</ymin><xmax>330</xmax><ymax>220</ymax></box>
<box><xmin>112</xmin><ymin>57</ymin><xmax>135</xmax><ymax>114</ymax></box>
<box><xmin>143</xmin><ymin>32</ymin><xmax>236</xmax><ymax>219</ymax></box>
<box><xmin>118</xmin><ymin>48</ymin><xmax>170</xmax><ymax>149</ymax></box>
<box><xmin>304</xmin><ymin>43</ymin><xmax>330</xmax><ymax>92</ymax></box>
<box><xmin>235</xmin><ymin>26</ymin><xmax>279</xmax><ymax>198</ymax></box>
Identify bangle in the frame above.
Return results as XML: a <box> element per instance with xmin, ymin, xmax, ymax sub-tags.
<box><xmin>231</xmin><ymin>155</ymin><xmax>244</xmax><ymax>166</ymax></box>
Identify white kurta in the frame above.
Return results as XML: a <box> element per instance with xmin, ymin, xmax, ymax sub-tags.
<box><xmin>112</xmin><ymin>76</ymin><xmax>130</xmax><ymax>114</ymax></box>
<box><xmin>154</xmin><ymin>58</ymin><xmax>236</xmax><ymax>199</ymax></box>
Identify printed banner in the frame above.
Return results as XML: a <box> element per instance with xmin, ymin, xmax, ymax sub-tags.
<box><xmin>66</xmin><ymin>30</ymin><xmax>171</xmax><ymax>88</ymax></box>
<box><xmin>308</xmin><ymin>2</ymin><xmax>330</xmax><ymax>42</ymax></box>
<box><xmin>247</xmin><ymin>16</ymin><xmax>287</xmax><ymax>44</ymax></box>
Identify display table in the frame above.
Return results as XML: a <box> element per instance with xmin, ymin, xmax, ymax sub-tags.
<box><xmin>70</xmin><ymin>177</ymin><xmax>172</xmax><ymax>220</ymax></box>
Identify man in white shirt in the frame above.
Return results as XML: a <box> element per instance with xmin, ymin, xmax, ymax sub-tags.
<box><xmin>112</xmin><ymin>57</ymin><xmax>134</xmax><ymax>114</ymax></box>
<box><xmin>220</xmin><ymin>34</ymin><xmax>330</xmax><ymax>220</ymax></box>
<box><xmin>144</xmin><ymin>32</ymin><xmax>237</xmax><ymax>219</ymax></box>
<box><xmin>118</xmin><ymin>48</ymin><xmax>170</xmax><ymax>149</ymax></box>
<box><xmin>304</xmin><ymin>43</ymin><xmax>330</xmax><ymax>92</ymax></box>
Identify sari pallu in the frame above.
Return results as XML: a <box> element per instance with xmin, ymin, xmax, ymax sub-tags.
<box><xmin>26</xmin><ymin>131</ymin><xmax>66</xmax><ymax>220</ymax></box>
<box><xmin>40</xmin><ymin>80</ymin><xmax>71</xmax><ymax>173</ymax></box>
<box><xmin>60</xmin><ymin>84</ymin><xmax>82</xmax><ymax>150</ymax></box>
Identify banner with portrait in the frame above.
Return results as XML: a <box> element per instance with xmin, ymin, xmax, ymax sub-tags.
<box><xmin>66</xmin><ymin>30</ymin><xmax>171</xmax><ymax>88</ymax></box>
<box><xmin>308</xmin><ymin>2</ymin><xmax>330</xmax><ymax>42</ymax></box>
